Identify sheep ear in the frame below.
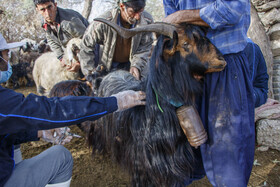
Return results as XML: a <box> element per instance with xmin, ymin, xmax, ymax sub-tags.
<box><xmin>71</xmin><ymin>44</ymin><xmax>77</xmax><ymax>51</ymax></box>
<box><xmin>71</xmin><ymin>44</ymin><xmax>79</xmax><ymax>55</ymax></box>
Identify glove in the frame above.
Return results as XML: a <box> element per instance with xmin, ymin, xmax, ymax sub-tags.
<box><xmin>40</xmin><ymin>127</ymin><xmax>73</xmax><ymax>145</ymax></box>
<box><xmin>112</xmin><ymin>90</ymin><xmax>146</xmax><ymax>112</ymax></box>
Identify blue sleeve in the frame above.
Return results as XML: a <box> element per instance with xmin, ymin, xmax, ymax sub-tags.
<box><xmin>163</xmin><ymin>0</ymin><xmax>178</xmax><ymax>16</ymax></box>
<box><xmin>200</xmin><ymin>0</ymin><xmax>249</xmax><ymax>29</ymax></box>
<box><xmin>0</xmin><ymin>86</ymin><xmax>118</xmax><ymax>135</ymax></box>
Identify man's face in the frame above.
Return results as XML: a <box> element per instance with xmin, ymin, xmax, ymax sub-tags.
<box><xmin>36</xmin><ymin>2</ymin><xmax>57</xmax><ymax>24</ymax></box>
<box><xmin>120</xmin><ymin>4</ymin><xmax>144</xmax><ymax>25</ymax></box>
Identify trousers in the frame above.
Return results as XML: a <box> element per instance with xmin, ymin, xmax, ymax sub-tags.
<box><xmin>4</xmin><ymin>145</ymin><xmax>73</xmax><ymax>187</ymax></box>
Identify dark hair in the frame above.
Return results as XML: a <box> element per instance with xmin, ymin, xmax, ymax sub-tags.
<box><xmin>123</xmin><ymin>0</ymin><xmax>146</xmax><ymax>12</ymax></box>
<box><xmin>33</xmin><ymin>0</ymin><xmax>55</xmax><ymax>6</ymax></box>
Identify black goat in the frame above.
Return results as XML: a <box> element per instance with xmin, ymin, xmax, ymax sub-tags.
<box><xmin>49</xmin><ymin>80</ymin><xmax>94</xmax><ymax>133</ymax></box>
<box><xmin>49</xmin><ymin>80</ymin><xmax>93</xmax><ymax>98</ymax></box>
<box><xmin>4</xmin><ymin>62</ymin><xmax>34</xmax><ymax>89</ymax></box>
<box><xmin>87</xmin><ymin>19</ymin><xmax>226</xmax><ymax>187</ymax></box>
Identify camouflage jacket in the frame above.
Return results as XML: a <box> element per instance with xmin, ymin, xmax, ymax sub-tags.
<box><xmin>42</xmin><ymin>7</ymin><xmax>89</xmax><ymax>60</ymax></box>
<box><xmin>79</xmin><ymin>7</ymin><xmax>154</xmax><ymax>77</ymax></box>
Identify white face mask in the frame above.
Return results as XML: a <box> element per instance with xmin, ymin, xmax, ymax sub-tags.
<box><xmin>0</xmin><ymin>56</ymin><xmax>13</xmax><ymax>83</ymax></box>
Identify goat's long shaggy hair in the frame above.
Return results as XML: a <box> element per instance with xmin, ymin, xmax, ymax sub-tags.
<box><xmin>49</xmin><ymin>80</ymin><xmax>93</xmax><ymax>98</ymax></box>
<box><xmin>88</xmin><ymin>32</ymin><xmax>210</xmax><ymax>186</ymax></box>
<box><xmin>49</xmin><ymin>80</ymin><xmax>94</xmax><ymax>133</ymax></box>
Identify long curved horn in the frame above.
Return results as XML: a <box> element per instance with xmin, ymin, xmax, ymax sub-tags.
<box><xmin>94</xmin><ymin>18</ymin><xmax>177</xmax><ymax>39</ymax></box>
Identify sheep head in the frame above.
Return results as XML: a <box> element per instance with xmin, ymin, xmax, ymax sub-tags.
<box><xmin>65</xmin><ymin>38</ymin><xmax>82</xmax><ymax>65</ymax></box>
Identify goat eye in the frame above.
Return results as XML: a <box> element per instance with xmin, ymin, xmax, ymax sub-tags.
<box><xmin>182</xmin><ymin>41</ymin><xmax>189</xmax><ymax>52</ymax></box>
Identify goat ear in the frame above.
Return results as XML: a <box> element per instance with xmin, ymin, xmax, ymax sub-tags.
<box><xmin>162</xmin><ymin>38</ymin><xmax>177</xmax><ymax>61</ymax></box>
<box><xmin>162</xmin><ymin>31</ymin><xmax>178</xmax><ymax>57</ymax></box>
<box><xmin>162</xmin><ymin>39</ymin><xmax>173</xmax><ymax>62</ymax></box>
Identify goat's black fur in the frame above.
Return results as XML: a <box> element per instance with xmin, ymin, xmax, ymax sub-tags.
<box><xmin>49</xmin><ymin>80</ymin><xmax>93</xmax><ymax>98</ymax></box>
<box><xmin>49</xmin><ymin>80</ymin><xmax>94</xmax><ymax>133</ymax></box>
<box><xmin>87</xmin><ymin>35</ymin><xmax>213</xmax><ymax>186</ymax></box>
<box><xmin>6</xmin><ymin>62</ymin><xmax>34</xmax><ymax>89</ymax></box>
<box><xmin>87</xmin><ymin>23</ymin><xmax>226</xmax><ymax>186</ymax></box>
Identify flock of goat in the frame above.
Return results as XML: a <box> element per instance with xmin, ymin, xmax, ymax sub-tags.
<box><xmin>3</xmin><ymin>38</ymin><xmax>50</xmax><ymax>89</ymax></box>
<box><xmin>2</xmin><ymin>21</ymin><xmax>227</xmax><ymax>186</ymax></box>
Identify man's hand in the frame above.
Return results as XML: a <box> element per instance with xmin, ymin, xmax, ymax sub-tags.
<box><xmin>163</xmin><ymin>11</ymin><xmax>182</xmax><ymax>24</ymax></box>
<box><xmin>60</xmin><ymin>58</ymin><xmax>67</xmax><ymax>67</ymax></box>
<box><xmin>112</xmin><ymin>90</ymin><xmax>146</xmax><ymax>112</ymax></box>
<box><xmin>66</xmin><ymin>61</ymin><xmax>80</xmax><ymax>72</ymax></box>
<box><xmin>38</xmin><ymin>127</ymin><xmax>73</xmax><ymax>145</ymax></box>
<box><xmin>163</xmin><ymin>10</ymin><xmax>208</xmax><ymax>26</ymax></box>
<box><xmin>130</xmin><ymin>66</ymin><xmax>140</xmax><ymax>80</ymax></box>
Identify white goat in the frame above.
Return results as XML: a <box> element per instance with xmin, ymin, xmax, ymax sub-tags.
<box><xmin>32</xmin><ymin>38</ymin><xmax>82</xmax><ymax>96</ymax></box>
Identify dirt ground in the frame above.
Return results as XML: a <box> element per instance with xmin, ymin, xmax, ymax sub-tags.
<box><xmin>17</xmin><ymin>86</ymin><xmax>280</xmax><ymax>187</ymax></box>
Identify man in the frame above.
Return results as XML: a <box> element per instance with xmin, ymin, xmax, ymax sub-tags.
<box><xmin>79</xmin><ymin>0</ymin><xmax>154</xmax><ymax>81</ymax></box>
<box><xmin>34</xmin><ymin>0</ymin><xmax>89</xmax><ymax>72</ymax></box>
<box><xmin>163</xmin><ymin>1</ymin><xmax>254</xmax><ymax>187</ymax></box>
<box><xmin>0</xmin><ymin>33</ymin><xmax>145</xmax><ymax>187</ymax></box>
<box><xmin>244</xmin><ymin>38</ymin><xmax>269</xmax><ymax>108</ymax></box>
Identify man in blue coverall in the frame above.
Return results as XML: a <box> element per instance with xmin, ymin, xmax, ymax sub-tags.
<box><xmin>0</xmin><ymin>33</ymin><xmax>146</xmax><ymax>187</ymax></box>
<box><xmin>163</xmin><ymin>1</ymin><xmax>255</xmax><ymax>186</ymax></box>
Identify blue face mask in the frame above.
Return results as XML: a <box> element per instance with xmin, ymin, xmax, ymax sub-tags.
<box><xmin>0</xmin><ymin>56</ymin><xmax>13</xmax><ymax>83</ymax></box>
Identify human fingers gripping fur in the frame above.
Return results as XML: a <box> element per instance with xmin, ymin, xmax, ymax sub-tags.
<box><xmin>112</xmin><ymin>90</ymin><xmax>146</xmax><ymax>111</ymax></box>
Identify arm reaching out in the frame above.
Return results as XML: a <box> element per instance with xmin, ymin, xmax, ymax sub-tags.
<box><xmin>112</xmin><ymin>90</ymin><xmax>146</xmax><ymax>111</ymax></box>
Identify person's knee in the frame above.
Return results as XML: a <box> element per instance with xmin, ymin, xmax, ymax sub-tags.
<box><xmin>51</xmin><ymin>145</ymin><xmax>73</xmax><ymax>166</ymax></box>
<box><xmin>47</xmin><ymin>145</ymin><xmax>73</xmax><ymax>184</ymax></box>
